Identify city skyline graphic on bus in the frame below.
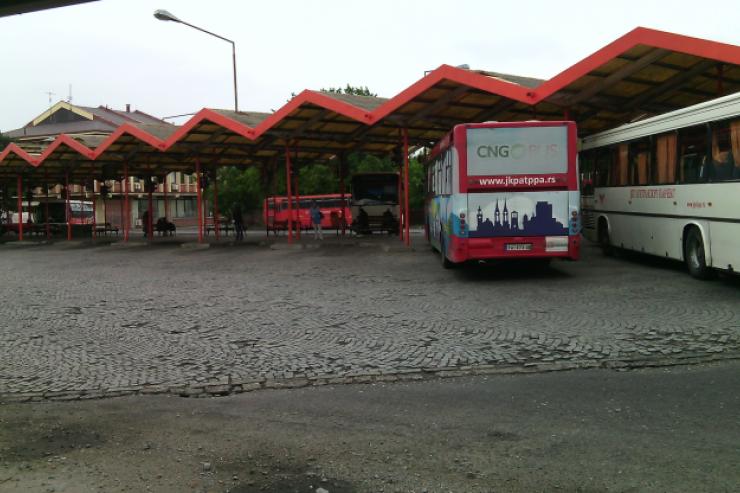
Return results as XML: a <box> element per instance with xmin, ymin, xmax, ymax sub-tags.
<box><xmin>468</xmin><ymin>192</ymin><xmax>568</xmax><ymax>237</ymax></box>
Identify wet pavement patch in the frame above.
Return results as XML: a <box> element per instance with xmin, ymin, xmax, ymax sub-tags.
<box><xmin>0</xmin><ymin>420</ymin><xmax>105</xmax><ymax>463</ymax></box>
<box><xmin>216</xmin><ymin>452</ymin><xmax>356</xmax><ymax>493</ymax></box>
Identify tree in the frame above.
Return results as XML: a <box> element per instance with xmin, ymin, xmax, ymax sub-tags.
<box><xmin>320</xmin><ymin>85</ymin><xmax>377</xmax><ymax>97</ymax></box>
<box><xmin>0</xmin><ymin>133</ymin><xmax>13</xmax><ymax>148</ymax></box>
<box><xmin>205</xmin><ymin>166</ymin><xmax>263</xmax><ymax>219</ymax></box>
<box><xmin>297</xmin><ymin>164</ymin><xmax>338</xmax><ymax>195</ymax></box>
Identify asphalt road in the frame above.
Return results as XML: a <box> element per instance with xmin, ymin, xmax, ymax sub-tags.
<box><xmin>1</xmin><ymin>361</ymin><xmax>738</xmax><ymax>493</ymax></box>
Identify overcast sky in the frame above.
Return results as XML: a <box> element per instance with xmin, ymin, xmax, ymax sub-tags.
<box><xmin>1</xmin><ymin>0</ymin><xmax>738</xmax><ymax>132</ymax></box>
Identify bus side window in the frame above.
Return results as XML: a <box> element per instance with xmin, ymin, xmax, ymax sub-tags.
<box><xmin>579</xmin><ymin>150</ymin><xmax>595</xmax><ymax>195</ymax></box>
<box><xmin>609</xmin><ymin>144</ymin><xmax>628</xmax><ymax>186</ymax></box>
<box><xmin>436</xmin><ymin>159</ymin><xmax>441</xmax><ymax>195</ymax></box>
<box><xmin>678</xmin><ymin>124</ymin><xmax>709</xmax><ymax>183</ymax></box>
<box><xmin>430</xmin><ymin>161</ymin><xmax>435</xmax><ymax>194</ymax></box>
<box><xmin>711</xmin><ymin>120</ymin><xmax>734</xmax><ymax>181</ymax></box>
<box><xmin>732</xmin><ymin>120</ymin><xmax>740</xmax><ymax>179</ymax></box>
<box><xmin>654</xmin><ymin>132</ymin><xmax>678</xmax><ymax>184</ymax></box>
<box><xmin>629</xmin><ymin>138</ymin><xmax>651</xmax><ymax>186</ymax></box>
<box><xmin>595</xmin><ymin>149</ymin><xmax>611</xmax><ymax>187</ymax></box>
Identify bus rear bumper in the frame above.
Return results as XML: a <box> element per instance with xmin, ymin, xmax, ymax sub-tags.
<box><xmin>449</xmin><ymin>235</ymin><xmax>581</xmax><ymax>262</ymax></box>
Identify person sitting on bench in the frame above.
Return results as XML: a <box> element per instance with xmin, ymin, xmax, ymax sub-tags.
<box><xmin>155</xmin><ymin>217</ymin><xmax>176</xmax><ymax>236</ymax></box>
<box><xmin>381</xmin><ymin>208</ymin><xmax>398</xmax><ymax>235</ymax></box>
<box><xmin>353</xmin><ymin>207</ymin><xmax>370</xmax><ymax>234</ymax></box>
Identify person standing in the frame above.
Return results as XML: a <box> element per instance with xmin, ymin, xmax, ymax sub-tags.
<box><xmin>141</xmin><ymin>209</ymin><xmax>150</xmax><ymax>239</ymax></box>
<box><xmin>232</xmin><ymin>203</ymin><xmax>244</xmax><ymax>241</ymax></box>
<box><xmin>309</xmin><ymin>201</ymin><xmax>323</xmax><ymax>240</ymax></box>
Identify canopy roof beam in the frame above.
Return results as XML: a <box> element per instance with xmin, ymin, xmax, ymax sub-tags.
<box><xmin>564</xmin><ymin>48</ymin><xmax>671</xmax><ymax>106</ymax></box>
<box><xmin>624</xmin><ymin>59</ymin><xmax>718</xmax><ymax>111</ymax></box>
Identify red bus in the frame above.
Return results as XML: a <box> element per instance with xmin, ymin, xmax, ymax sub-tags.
<box><xmin>1</xmin><ymin>200</ymin><xmax>93</xmax><ymax>236</ymax></box>
<box><xmin>425</xmin><ymin>121</ymin><xmax>581</xmax><ymax>268</ymax></box>
<box><xmin>264</xmin><ymin>194</ymin><xmax>352</xmax><ymax>232</ymax></box>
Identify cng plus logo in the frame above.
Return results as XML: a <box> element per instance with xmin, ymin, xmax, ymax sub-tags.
<box><xmin>476</xmin><ymin>143</ymin><xmax>560</xmax><ymax>160</ymax></box>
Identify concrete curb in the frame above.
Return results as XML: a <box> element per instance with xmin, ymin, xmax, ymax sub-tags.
<box><xmin>0</xmin><ymin>240</ymin><xmax>49</xmax><ymax>248</ymax></box>
<box><xmin>180</xmin><ymin>242</ymin><xmax>210</xmax><ymax>250</ymax></box>
<box><xmin>2</xmin><ymin>351</ymin><xmax>738</xmax><ymax>404</ymax></box>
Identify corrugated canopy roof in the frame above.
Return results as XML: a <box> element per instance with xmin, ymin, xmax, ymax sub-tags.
<box><xmin>2</xmin><ymin>27</ymin><xmax>740</xmax><ymax>185</ymax></box>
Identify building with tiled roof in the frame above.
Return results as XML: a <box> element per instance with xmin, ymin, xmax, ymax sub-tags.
<box><xmin>5</xmin><ymin>101</ymin><xmax>198</xmax><ymax>230</ymax></box>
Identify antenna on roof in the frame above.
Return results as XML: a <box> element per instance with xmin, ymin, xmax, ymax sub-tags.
<box><xmin>44</xmin><ymin>91</ymin><xmax>56</xmax><ymax>107</ymax></box>
<box><xmin>67</xmin><ymin>84</ymin><xmax>73</xmax><ymax>103</ymax></box>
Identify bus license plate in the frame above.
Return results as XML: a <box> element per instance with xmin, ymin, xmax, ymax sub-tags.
<box><xmin>505</xmin><ymin>243</ymin><xmax>532</xmax><ymax>251</ymax></box>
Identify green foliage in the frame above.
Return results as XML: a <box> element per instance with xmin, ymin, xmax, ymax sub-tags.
<box><xmin>320</xmin><ymin>85</ymin><xmax>377</xmax><ymax>97</ymax></box>
<box><xmin>407</xmin><ymin>158</ymin><xmax>425</xmax><ymax>209</ymax></box>
<box><xmin>205</xmin><ymin>167</ymin><xmax>263</xmax><ymax>218</ymax></box>
<box><xmin>204</xmin><ymin>152</ymin><xmax>427</xmax><ymax>221</ymax></box>
<box><xmin>297</xmin><ymin>164</ymin><xmax>338</xmax><ymax>195</ymax></box>
<box><xmin>348</xmin><ymin>152</ymin><xmax>396</xmax><ymax>173</ymax></box>
<box><xmin>0</xmin><ymin>133</ymin><xmax>13</xmax><ymax>148</ymax></box>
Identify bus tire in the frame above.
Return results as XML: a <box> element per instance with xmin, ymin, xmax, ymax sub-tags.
<box><xmin>597</xmin><ymin>219</ymin><xmax>613</xmax><ymax>256</ymax></box>
<box><xmin>684</xmin><ymin>227</ymin><xmax>714</xmax><ymax>280</ymax></box>
<box><xmin>440</xmin><ymin>234</ymin><xmax>454</xmax><ymax>269</ymax></box>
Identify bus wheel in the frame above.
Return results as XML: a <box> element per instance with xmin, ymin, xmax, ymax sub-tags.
<box><xmin>684</xmin><ymin>227</ymin><xmax>714</xmax><ymax>280</ymax></box>
<box><xmin>597</xmin><ymin>220</ymin><xmax>613</xmax><ymax>256</ymax></box>
<box><xmin>440</xmin><ymin>234</ymin><xmax>454</xmax><ymax>269</ymax></box>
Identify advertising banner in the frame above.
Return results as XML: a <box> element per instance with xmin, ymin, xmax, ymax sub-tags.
<box><xmin>468</xmin><ymin>191</ymin><xmax>569</xmax><ymax>237</ymax></box>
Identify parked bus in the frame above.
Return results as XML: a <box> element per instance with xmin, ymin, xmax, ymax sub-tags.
<box><xmin>426</xmin><ymin>121</ymin><xmax>580</xmax><ymax>268</ymax></box>
<box><xmin>1</xmin><ymin>199</ymin><xmax>92</xmax><ymax>236</ymax></box>
<box><xmin>40</xmin><ymin>199</ymin><xmax>94</xmax><ymax>225</ymax></box>
<box><xmin>580</xmin><ymin>92</ymin><xmax>740</xmax><ymax>279</ymax></box>
<box><xmin>263</xmin><ymin>193</ymin><xmax>352</xmax><ymax>232</ymax></box>
<box><xmin>350</xmin><ymin>172</ymin><xmax>400</xmax><ymax>234</ymax></box>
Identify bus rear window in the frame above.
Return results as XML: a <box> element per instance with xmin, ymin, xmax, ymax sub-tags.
<box><xmin>466</xmin><ymin>126</ymin><xmax>568</xmax><ymax>176</ymax></box>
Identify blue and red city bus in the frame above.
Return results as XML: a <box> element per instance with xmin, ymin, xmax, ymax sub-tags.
<box><xmin>263</xmin><ymin>193</ymin><xmax>352</xmax><ymax>232</ymax></box>
<box><xmin>425</xmin><ymin>121</ymin><xmax>581</xmax><ymax>267</ymax></box>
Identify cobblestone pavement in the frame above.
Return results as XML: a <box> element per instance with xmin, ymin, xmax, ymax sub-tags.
<box><xmin>1</xmin><ymin>236</ymin><xmax>739</xmax><ymax>401</ymax></box>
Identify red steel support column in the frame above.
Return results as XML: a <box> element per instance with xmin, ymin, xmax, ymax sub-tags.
<box><xmin>403</xmin><ymin>128</ymin><xmax>410</xmax><ymax>247</ymax></box>
<box><xmin>27</xmin><ymin>186</ymin><xmax>32</xmax><ymax>233</ymax></box>
<box><xmin>26</xmin><ymin>182</ymin><xmax>32</xmax><ymax>240</ymax></box>
<box><xmin>44</xmin><ymin>174</ymin><xmax>50</xmax><ymax>240</ymax></box>
<box><xmin>294</xmin><ymin>161</ymin><xmax>301</xmax><ymax>240</ymax></box>
<box><xmin>398</xmin><ymin>163</ymin><xmax>403</xmax><ymax>239</ymax></box>
<box><xmin>285</xmin><ymin>144</ymin><xmax>294</xmax><ymax>244</ymax></box>
<box><xmin>3</xmin><ymin>185</ymin><xmax>9</xmax><ymax>227</ymax></box>
<box><xmin>213</xmin><ymin>168</ymin><xmax>220</xmax><ymax>241</ymax></box>
<box><xmin>102</xmin><ymin>183</ymin><xmax>108</xmax><ymax>234</ymax></box>
<box><xmin>17</xmin><ymin>174</ymin><xmax>23</xmax><ymax>241</ymax></box>
<box><xmin>65</xmin><ymin>172</ymin><xmax>72</xmax><ymax>241</ymax></box>
<box><xmin>147</xmin><ymin>178</ymin><xmax>154</xmax><ymax>240</ymax></box>
<box><xmin>196</xmin><ymin>158</ymin><xmax>203</xmax><ymax>243</ymax></box>
<box><xmin>91</xmin><ymin>181</ymin><xmax>97</xmax><ymax>240</ymax></box>
<box><xmin>163</xmin><ymin>174</ymin><xmax>170</xmax><ymax>220</ymax></box>
<box><xmin>123</xmin><ymin>164</ymin><xmax>130</xmax><ymax>242</ymax></box>
<box><xmin>339</xmin><ymin>154</ymin><xmax>346</xmax><ymax>236</ymax></box>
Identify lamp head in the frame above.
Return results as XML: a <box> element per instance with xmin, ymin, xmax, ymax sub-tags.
<box><xmin>154</xmin><ymin>9</ymin><xmax>180</xmax><ymax>22</ymax></box>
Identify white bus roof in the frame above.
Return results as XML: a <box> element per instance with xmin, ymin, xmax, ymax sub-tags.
<box><xmin>580</xmin><ymin>91</ymin><xmax>740</xmax><ymax>151</ymax></box>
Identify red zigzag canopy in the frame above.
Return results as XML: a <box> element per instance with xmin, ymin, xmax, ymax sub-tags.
<box><xmin>2</xmin><ymin>26</ymin><xmax>740</xmax><ymax>181</ymax></box>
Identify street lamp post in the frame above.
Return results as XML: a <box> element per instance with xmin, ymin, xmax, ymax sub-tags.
<box><xmin>154</xmin><ymin>9</ymin><xmax>239</xmax><ymax>112</ymax></box>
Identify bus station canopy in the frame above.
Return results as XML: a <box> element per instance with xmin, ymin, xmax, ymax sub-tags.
<box><xmin>2</xmin><ymin>26</ymin><xmax>740</xmax><ymax>184</ymax></box>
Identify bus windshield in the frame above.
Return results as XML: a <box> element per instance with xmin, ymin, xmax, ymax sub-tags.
<box><xmin>351</xmin><ymin>174</ymin><xmax>398</xmax><ymax>204</ymax></box>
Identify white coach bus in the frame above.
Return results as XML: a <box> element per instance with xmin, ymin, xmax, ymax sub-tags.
<box><xmin>580</xmin><ymin>92</ymin><xmax>740</xmax><ymax>279</ymax></box>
